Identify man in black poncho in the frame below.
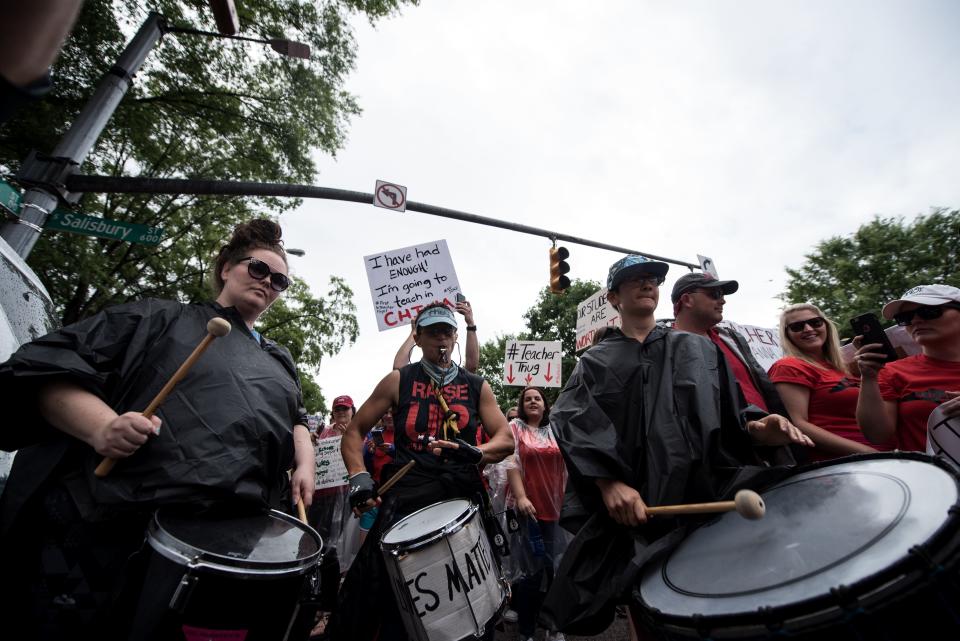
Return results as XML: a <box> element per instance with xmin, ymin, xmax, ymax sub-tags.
<box><xmin>540</xmin><ymin>255</ymin><xmax>812</xmax><ymax>635</ymax></box>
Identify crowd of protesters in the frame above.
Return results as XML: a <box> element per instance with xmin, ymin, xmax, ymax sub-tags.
<box><xmin>1</xmin><ymin>214</ymin><xmax>958</xmax><ymax>641</ymax></box>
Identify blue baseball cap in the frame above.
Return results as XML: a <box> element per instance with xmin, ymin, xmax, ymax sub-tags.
<box><xmin>607</xmin><ymin>255</ymin><xmax>670</xmax><ymax>291</ymax></box>
<box><xmin>415</xmin><ymin>304</ymin><xmax>458</xmax><ymax>329</ymax></box>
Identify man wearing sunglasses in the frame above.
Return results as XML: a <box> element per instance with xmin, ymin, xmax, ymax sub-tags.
<box><xmin>672</xmin><ymin>272</ymin><xmax>790</xmax><ymax>421</ymax></box>
<box><xmin>541</xmin><ymin>256</ymin><xmax>811</xmax><ymax>635</ymax></box>
<box><xmin>332</xmin><ymin>301</ymin><xmax>514</xmax><ymax>641</ymax></box>
<box><xmin>856</xmin><ymin>285</ymin><xmax>960</xmax><ymax>452</ymax></box>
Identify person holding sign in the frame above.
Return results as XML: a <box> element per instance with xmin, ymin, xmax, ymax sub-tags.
<box><xmin>769</xmin><ymin>304</ymin><xmax>882</xmax><ymax>461</ymax></box>
<box><xmin>856</xmin><ymin>285</ymin><xmax>960</xmax><ymax>451</ymax></box>
<box><xmin>541</xmin><ymin>254</ymin><xmax>811</xmax><ymax>635</ymax></box>
<box><xmin>331</xmin><ymin>301</ymin><xmax>514</xmax><ymax>641</ymax></box>
<box><xmin>392</xmin><ymin>297</ymin><xmax>480</xmax><ymax>372</ymax></box>
<box><xmin>0</xmin><ymin>219</ymin><xmax>315</xmax><ymax>637</ymax></box>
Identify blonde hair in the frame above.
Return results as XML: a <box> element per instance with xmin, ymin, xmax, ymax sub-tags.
<box><xmin>779</xmin><ymin>303</ymin><xmax>846</xmax><ymax>373</ymax></box>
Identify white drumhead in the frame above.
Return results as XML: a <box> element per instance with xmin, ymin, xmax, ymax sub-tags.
<box><xmin>383</xmin><ymin>499</ymin><xmax>473</xmax><ymax>545</ymax></box>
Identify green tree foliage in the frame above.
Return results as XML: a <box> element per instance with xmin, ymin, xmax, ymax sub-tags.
<box><xmin>782</xmin><ymin>208</ymin><xmax>960</xmax><ymax>338</ymax></box>
<box><xmin>477</xmin><ymin>278</ymin><xmax>602</xmax><ymax>409</ymax></box>
<box><xmin>258</xmin><ymin>276</ymin><xmax>359</xmax><ymax>414</ymax></box>
<box><xmin>0</xmin><ymin>0</ymin><xmax>416</xmax><ymax>398</ymax></box>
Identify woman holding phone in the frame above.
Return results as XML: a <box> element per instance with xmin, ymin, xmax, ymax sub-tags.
<box><xmin>856</xmin><ymin>285</ymin><xmax>960</xmax><ymax>451</ymax></box>
<box><xmin>769</xmin><ymin>304</ymin><xmax>880</xmax><ymax>461</ymax></box>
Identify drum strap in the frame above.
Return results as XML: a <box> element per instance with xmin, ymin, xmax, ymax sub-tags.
<box><xmin>429</xmin><ymin>379</ymin><xmax>461</xmax><ymax>439</ymax></box>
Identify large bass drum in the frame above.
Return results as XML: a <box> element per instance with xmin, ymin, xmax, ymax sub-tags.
<box><xmin>381</xmin><ymin>499</ymin><xmax>507</xmax><ymax>641</ymax></box>
<box><xmin>637</xmin><ymin>453</ymin><xmax>960</xmax><ymax>640</ymax></box>
<box><xmin>130</xmin><ymin>507</ymin><xmax>322</xmax><ymax>640</ymax></box>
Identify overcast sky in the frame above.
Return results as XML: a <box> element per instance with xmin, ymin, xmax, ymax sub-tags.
<box><xmin>280</xmin><ymin>0</ymin><xmax>960</xmax><ymax>410</ymax></box>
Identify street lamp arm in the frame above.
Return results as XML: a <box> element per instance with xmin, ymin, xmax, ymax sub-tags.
<box><xmin>161</xmin><ymin>23</ymin><xmax>311</xmax><ymax>60</ymax></box>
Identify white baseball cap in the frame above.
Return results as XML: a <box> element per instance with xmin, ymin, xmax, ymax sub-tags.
<box><xmin>881</xmin><ymin>284</ymin><xmax>960</xmax><ymax>320</ymax></box>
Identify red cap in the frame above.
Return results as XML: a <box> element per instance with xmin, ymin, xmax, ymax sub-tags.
<box><xmin>332</xmin><ymin>395</ymin><xmax>354</xmax><ymax>409</ymax></box>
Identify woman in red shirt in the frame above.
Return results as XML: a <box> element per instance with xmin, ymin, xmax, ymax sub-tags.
<box><xmin>769</xmin><ymin>304</ymin><xmax>881</xmax><ymax>461</ymax></box>
<box><xmin>507</xmin><ymin>386</ymin><xmax>567</xmax><ymax>641</ymax></box>
<box><xmin>856</xmin><ymin>285</ymin><xmax>960</xmax><ymax>452</ymax></box>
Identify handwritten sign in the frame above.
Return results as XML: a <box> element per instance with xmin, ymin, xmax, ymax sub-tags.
<box><xmin>364</xmin><ymin>239</ymin><xmax>462</xmax><ymax>331</ymax></box>
<box><xmin>503</xmin><ymin>340</ymin><xmax>562</xmax><ymax>387</ymax></box>
<box><xmin>315</xmin><ymin>434</ymin><xmax>349</xmax><ymax>489</ymax></box>
<box><xmin>575</xmin><ymin>288</ymin><xmax>621</xmax><ymax>352</ymax></box>
<box><xmin>719</xmin><ymin>320</ymin><xmax>783</xmax><ymax>372</ymax></box>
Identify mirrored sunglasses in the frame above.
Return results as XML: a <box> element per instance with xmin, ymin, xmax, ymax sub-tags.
<box><xmin>242</xmin><ymin>257</ymin><xmax>290</xmax><ymax>292</ymax></box>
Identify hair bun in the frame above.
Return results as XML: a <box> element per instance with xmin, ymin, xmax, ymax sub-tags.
<box><xmin>233</xmin><ymin>218</ymin><xmax>283</xmax><ymax>248</ymax></box>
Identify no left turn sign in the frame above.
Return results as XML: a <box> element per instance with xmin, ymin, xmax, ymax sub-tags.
<box><xmin>374</xmin><ymin>180</ymin><xmax>407</xmax><ymax>212</ymax></box>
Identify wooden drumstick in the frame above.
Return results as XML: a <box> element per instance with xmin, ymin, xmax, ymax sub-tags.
<box><xmin>94</xmin><ymin>317</ymin><xmax>233</xmax><ymax>478</ymax></box>
<box><xmin>377</xmin><ymin>460</ymin><xmax>415</xmax><ymax>496</ymax></box>
<box><xmin>647</xmin><ymin>489</ymin><xmax>766</xmax><ymax>520</ymax></box>
<box><xmin>297</xmin><ymin>498</ymin><xmax>308</xmax><ymax>524</ymax></box>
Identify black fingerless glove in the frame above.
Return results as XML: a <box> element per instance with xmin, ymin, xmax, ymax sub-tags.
<box><xmin>440</xmin><ymin>438</ymin><xmax>484</xmax><ymax>465</ymax></box>
<box><xmin>348</xmin><ymin>471</ymin><xmax>376</xmax><ymax>510</ymax></box>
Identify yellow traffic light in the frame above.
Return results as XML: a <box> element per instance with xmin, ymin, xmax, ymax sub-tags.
<box><xmin>549</xmin><ymin>246</ymin><xmax>571</xmax><ymax>294</ymax></box>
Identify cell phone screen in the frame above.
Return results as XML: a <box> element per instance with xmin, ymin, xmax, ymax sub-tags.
<box><xmin>455</xmin><ymin>293</ymin><xmax>466</xmax><ymax>303</ymax></box>
<box><xmin>849</xmin><ymin>313</ymin><xmax>899</xmax><ymax>363</ymax></box>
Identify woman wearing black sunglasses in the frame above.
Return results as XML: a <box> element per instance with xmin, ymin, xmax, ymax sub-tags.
<box><xmin>0</xmin><ymin>218</ymin><xmax>314</xmax><ymax>637</ymax></box>
<box><xmin>769</xmin><ymin>304</ymin><xmax>884</xmax><ymax>462</ymax></box>
<box><xmin>856</xmin><ymin>285</ymin><xmax>960</xmax><ymax>452</ymax></box>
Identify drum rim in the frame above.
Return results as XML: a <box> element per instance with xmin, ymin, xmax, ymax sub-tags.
<box><xmin>637</xmin><ymin>451</ymin><xmax>960</xmax><ymax>635</ymax></box>
<box><xmin>380</xmin><ymin>499</ymin><xmax>477</xmax><ymax>552</ymax></box>
<box><xmin>147</xmin><ymin>507</ymin><xmax>322</xmax><ymax>577</ymax></box>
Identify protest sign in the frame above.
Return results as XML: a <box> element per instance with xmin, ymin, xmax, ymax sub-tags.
<box><xmin>364</xmin><ymin>239</ymin><xmax>462</xmax><ymax>331</ymax></box>
<box><xmin>719</xmin><ymin>320</ymin><xmax>783</xmax><ymax>371</ymax></box>
<box><xmin>575</xmin><ymin>288</ymin><xmax>621</xmax><ymax>352</ymax></box>
<box><xmin>315</xmin><ymin>434</ymin><xmax>349</xmax><ymax>489</ymax></box>
<box><xmin>503</xmin><ymin>340</ymin><xmax>562</xmax><ymax>387</ymax></box>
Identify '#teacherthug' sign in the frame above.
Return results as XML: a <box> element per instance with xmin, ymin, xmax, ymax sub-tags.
<box><xmin>365</xmin><ymin>240</ymin><xmax>462</xmax><ymax>331</ymax></box>
<box><xmin>503</xmin><ymin>340</ymin><xmax>562</xmax><ymax>388</ymax></box>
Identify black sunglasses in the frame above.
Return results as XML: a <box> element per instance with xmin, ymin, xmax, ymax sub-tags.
<box><xmin>690</xmin><ymin>288</ymin><xmax>724</xmax><ymax>300</ymax></box>
<box><xmin>894</xmin><ymin>303</ymin><xmax>960</xmax><ymax>327</ymax></box>
<box><xmin>622</xmin><ymin>274</ymin><xmax>665</xmax><ymax>286</ymax></box>
<box><xmin>241</xmin><ymin>257</ymin><xmax>290</xmax><ymax>292</ymax></box>
<box><xmin>786</xmin><ymin>317</ymin><xmax>826</xmax><ymax>333</ymax></box>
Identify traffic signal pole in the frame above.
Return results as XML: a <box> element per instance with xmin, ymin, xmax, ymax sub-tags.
<box><xmin>0</xmin><ymin>13</ymin><xmax>165</xmax><ymax>258</ymax></box>
<box><xmin>61</xmin><ymin>174</ymin><xmax>701</xmax><ymax>270</ymax></box>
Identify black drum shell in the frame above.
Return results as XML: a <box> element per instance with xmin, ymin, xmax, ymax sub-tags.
<box><xmin>635</xmin><ymin>452</ymin><xmax>960</xmax><ymax>641</ymax></box>
<box><xmin>130</xmin><ymin>508</ymin><xmax>322</xmax><ymax>641</ymax></box>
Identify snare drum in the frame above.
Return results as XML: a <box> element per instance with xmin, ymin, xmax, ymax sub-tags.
<box><xmin>381</xmin><ymin>499</ymin><xmax>507</xmax><ymax>641</ymax></box>
<box><xmin>130</xmin><ymin>507</ymin><xmax>322</xmax><ymax>641</ymax></box>
<box><xmin>637</xmin><ymin>453</ymin><xmax>960</xmax><ymax>640</ymax></box>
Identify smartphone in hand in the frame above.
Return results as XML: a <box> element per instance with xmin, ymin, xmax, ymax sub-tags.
<box><xmin>372</xmin><ymin>428</ymin><xmax>385</xmax><ymax>447</ymax></box>
<box><xmin>455</xmin><ymin>292</ymin><xmax>466</xmax><ymax>303</ymax></box>
<box><xmin>850</xmin><ymin>312</ymin><xmax>899</xmax><ymax>363</ymax></box>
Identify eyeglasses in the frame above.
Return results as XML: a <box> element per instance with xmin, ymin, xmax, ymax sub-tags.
<box><xmin>690</xmin><ymin>288</ymin><xmax>724</xmax><ymax>300</ymax></box>
<box><xmin>894</xmin><ymin>303</ymin><xmax>960</xmax><ymax>326</ymax></box>
<box><xmin>786</xmin><ymin>317</ymin><xmax>826</xmax><ymax>333</ymax></box>
<box><xmin>621</xmin><ymin>274</ymin><xmax>665</xmax><ymax>287</ymax></box>
<box><xmin>241</xmin><ymin>257</ymin><xmax>290</xmax><ymax>292</ymax></box>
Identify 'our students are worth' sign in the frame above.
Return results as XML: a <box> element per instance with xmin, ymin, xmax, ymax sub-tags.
<box><xmin>503</xmin><ymin>340</ymin><xmax>562</xmax><ymax>388</ymax></box>
<box><xmin>365</xmin><ymin>239</ymin><xmax>463</xmax><ymax>331</ymax></box>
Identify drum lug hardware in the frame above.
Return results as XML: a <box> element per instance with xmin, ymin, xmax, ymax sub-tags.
<box><xmin>908</xmin><ymin>544</ymin><xmax>939</xmax><ymax>571</ymax></box>
<box><xmin>169</xmin><ymin>567</ymin><xmax>198</xmax><ymax>613</ymax></box>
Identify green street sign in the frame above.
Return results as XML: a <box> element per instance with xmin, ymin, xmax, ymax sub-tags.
<box><xmin>45</xmin><ymin>210</ymin><xmax>164</xmax><ymax>246</ymax></box>
<box><xmin>0</xmin><ymin>180</ymin><xmax>22</xmax><ymax>215</ymax></box>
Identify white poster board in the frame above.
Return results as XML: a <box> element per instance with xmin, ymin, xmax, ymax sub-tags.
<box><xmin>503</xmin><ymin>340</ymin><xmax>562</xmax><ymax>387</ymax></box>
<box><xmin>364</xmin><ymin>239</ymin><xmax>462</xmax><ymax>331</ymax></box>
<box><xmin>315</xmin><ymin>434</ymin><xmax>349</xmax><ymax>489</ymax></box>
<box><xmin>575</xmin><ymin>288</ymin><xmax>621</xmax><ymax>352</ymax></box>
<box><xmin>719</xmin><ymin>320</ymin><xmax>783</xmax><ymax>372</ymax></box>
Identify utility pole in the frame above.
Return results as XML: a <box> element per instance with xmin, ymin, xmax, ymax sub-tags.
<box><xmin>0</xmin><ymin>13</ymin><xmax>165</xmax><ymax>258</ymax></box>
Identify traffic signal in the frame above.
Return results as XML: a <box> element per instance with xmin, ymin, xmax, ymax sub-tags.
<box><xmin>549</xmin><ymin>246</ymin><xmax>571</xmax><ymax>294</ymax></box>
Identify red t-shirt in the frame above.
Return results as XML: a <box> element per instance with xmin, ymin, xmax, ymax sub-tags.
<box><xmin>508</xmin><ymin>419</ymin><xmax>567</xmax><ymax>522</ymax></box>
<box><xmin>710</xmin><ymin>330</ymin><xmax>768</xmax><ymax>412</ymax></box>
<box><xmin>878</xmin><ymin>355</ymin><xmax>960</xmax><ymax>452</ymax></box>
<box><xmin>768</xmin><ymin>356</ymin><xmax>885</xmax><ymax>461</ymax></box>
